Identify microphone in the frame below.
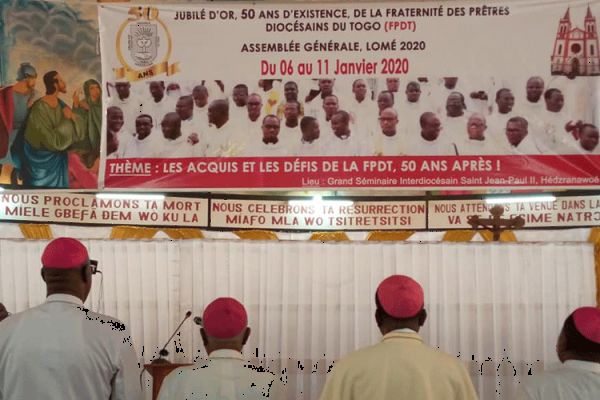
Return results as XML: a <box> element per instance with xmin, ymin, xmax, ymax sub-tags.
<box><xmin>193</xmin><ymin>316</ymin><xmax>202</xmax><ymax>326</ymax></box>
<box><xmin>151</xmin><ymin>311</ymin><xmax>192</xmax><ymax>364</ymax></box>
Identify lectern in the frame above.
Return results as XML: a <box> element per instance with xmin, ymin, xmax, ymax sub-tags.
<box><xmin>144</xmin><ymin>363</ymin><xmax>192</xmax><ymax>400</ymax></box>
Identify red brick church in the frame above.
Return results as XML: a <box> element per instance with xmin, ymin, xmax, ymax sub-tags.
<box><xmin>551</xmin><ymin>6</ymin><xmax>600</xmax><ymax>76</ymax></box>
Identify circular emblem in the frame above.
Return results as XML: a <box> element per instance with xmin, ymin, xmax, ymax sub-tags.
<box><xmin>114</xmin><ymin>7</ymin><xmax>174</xmax><ymax>80</ymax></box>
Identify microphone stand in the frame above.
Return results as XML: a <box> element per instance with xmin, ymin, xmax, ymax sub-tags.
<box><xmin>151</xmin><ymin>311</ymin><xmax>192</xmax><ymax>364</ymax></box>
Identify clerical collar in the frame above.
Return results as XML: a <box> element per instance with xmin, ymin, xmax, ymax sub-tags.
<box><xmin>46</xmin><ymin>293</ymin><xmax>83</xmax><ymax>306</ymax></box>
<box><xmin>391</xmin><ymin>328</ymin><xmax>418</xmax><ymax>334</ymax></box>
<box><xmin>209</xmin><ymin>349</ymin><xmax>244</xmax><ymax>361</ymax></box>
<box><xmin>335</xmin><ymin>133</ymin><xmax>351</xmax><ymax>140</ymax></box>
<box><xmin>263</xmin><ymin>138</ymin><xmax>279</xmax><ymax>145</ymax></box>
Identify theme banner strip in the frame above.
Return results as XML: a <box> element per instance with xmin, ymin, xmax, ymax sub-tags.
<box><xmin>104</xmin><ymin>155</ymin><xmax>600</xmax><ymax>189</ymax></box>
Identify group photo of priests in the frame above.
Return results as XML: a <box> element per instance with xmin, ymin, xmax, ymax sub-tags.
<box><xmin>105</xmin><ymin>75</ymin><xmax>599</xmax><ymax>159</ymax></box>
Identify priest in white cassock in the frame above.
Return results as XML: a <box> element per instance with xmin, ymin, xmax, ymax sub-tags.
<box><xmin>532</xmin><ymin>88</ymin><xmax>577</xmax><ymax>154</ymax></box>
<box><xmin>431</xmin><ymin>77</ymin><xmax>465</xmax><ymax>114</ymax></box>
<box><xmin>397</xmin><ymin>81</ymin><xmax>426</xmax><ymax>137</ymax></box>
<box><xmin>165</xmin><ymin>81</ymin><xmax>182</xmax><ymax>100</ymax></box>
<box><xmin>455</xmin><ymin>113</ymin><xmax>499</xmax><ymax>155</ymax></box>
<box><xmin>106</xmin><ymin>106</ymin><xmax>131</xmax><ymax>159</ymax></box>
<box><xmin>229</xmin><ymin>84</ymin><xmax>249</xmax><ymax>123</ymax></box>
<box><xmin>192</xmin><ymin>85</ymin><xmax>209</xmax><ymax>127</ymax></box>
<box><xmin>441</xmin><ymin>91</ymin><xmax>470</xmax><ymax>144</ymax></box>
<box><xmin>322</xmin><ymin>110</ymin><xmax>366</xmax><ymax>156</ymax></box>
<box><xmin>275</xmin><ymin>81</ymin><xmax>304</xmax><ymax>119</ymax></box>
<box><xmin>159</xmin><ymin>112</ymin><xmax>203</xmax><ymax>158</ymax></box>
<box><xmin>108</xmin><ymin>81</ymin><xmax>143</xmax><ymax>133</ymax></box>
<box><xmin>372</xmin><ymin>108</ymin><xmax>404</xmax><ymax>156</ymax></box>
<box><xmin>347</xmin><ymin>79</ymin><xmax>377</xmax><ymax>135</ymax></box>
<box><xmin>250</xmin><ymin>115</ymin><xmax>288</xmax><ymax>157</ymax></box>
<box><xmin>158</xmin><ymin>297</ymin><xmax>286</xmax><ymax>399</ymax></box>
<box><xmin>244</xmin><ymin>93</ymin><xmax>264</xmax><ymax>137</ymax></box>
<box><xmin>142</xmin><ymin>81</ymin><xmax>176</xmax><ymax>130</ymax></box>
<box><xmin>565</xmin><ymin>123</ymin><xmax>600</xmax><ymax>155</ymax></box>
<box><xmin>376</xmin><ymin>90</ymin><xmax>395</xmax><ymax>116</ymax></box>
<box><xmin>205</xmin><ymin>99</ymin><xmax>243</xmax><ymax>157</ymax></box>
<box><xmin>319</xmin><ymin>275</ymin><xmax>478</xmax><ymax>400</ymax></box>
<box><xmin>277</xmin><ymin>101</ymin><xmax>302</xmax><ymax>150</ymax></box>
<box><xmin>316</xmin><ymin>95</ymin><xmax>340</xmax><ymax>139</ymax></box>
<box><xmin>0</xmin><ymin>238</ymin><xmax>142</xmax><ymax>400</ymax></box>
<box><xmin>464</xmin><ymin>76</ymin><xmax>495</xmax><ymax>115</ymax></box>
<box><xmin>501</xmin><ymin>116</ymin><xmax>542</xmax><ymax>155</ymax></box>
<box><xmin>115</xmin><ymin>114</ymin><xmax>162</xmax><ymax>158</ymax></box>
<box><xmin>517</xmin><ymin>307</ymin><xmax>600</xmax><ymax>400</ymax></box>
<box><xmin>305</xmin><ymin>78</ymin><xmax>335</xmax><ymax>118</ymax></box>
<box><xmin>297</xmin><ymin>116</ymin><xmax>322</xmax><ymax>156</ymax></box>
<box><xmin>176</xmin><ymin>95</ymin><xmax>206</xmax><ymax>155</ymax></box>
<box><xmin>486</xmin><ymin>88</ymin><xmax>516</xmax><ymax>149</ymax></box>
<box><xmin>516</xmin><ymin>76</ymin><xmax>545</xmax><ymax>120</ymax></box>
<box><xmin>407</xmin><ymin>112</ymin><xmax>457</xmax><ymax>155</ymax></box>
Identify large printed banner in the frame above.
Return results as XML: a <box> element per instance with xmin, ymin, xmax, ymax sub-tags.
<box><xmin>99</xmin><ymin>1</ymin><xmax>600</xmax><ymax>190</ymax></box>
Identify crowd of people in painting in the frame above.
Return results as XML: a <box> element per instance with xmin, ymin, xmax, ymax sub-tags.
<box><xmin>0</xmin><ymin>63</ymin><xmax>100</xmax><ymax>188</ymax></box>
<box><xmin>106</xmin><ymin>76</ymin><xmax>599</xmax><ymax>159</ymax></box>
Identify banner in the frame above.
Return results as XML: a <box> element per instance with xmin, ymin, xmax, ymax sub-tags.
<box><xmin>429</xmin><ymin>195</ymin><xmax>600</xmax><ymax>229</ymax></box>
<box><xmin>99</xmin><ymin>1</ymin><xmax>600</xmax><ymax>190</ymax></box>
<box><xmin>210</xmin><ymin>198</ymin><xmax>426</xmax><ymax>230</ymax></box>
<box><xmin>0</xmin><ymin>193</ymin><xmax>208</xmax><ymax>226</ymax></box>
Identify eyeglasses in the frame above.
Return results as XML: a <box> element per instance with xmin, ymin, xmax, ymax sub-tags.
<box><xmin>89</xmin><ymin>259</ymin><xmax>100</xmax><ymax>275</ymax></box>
